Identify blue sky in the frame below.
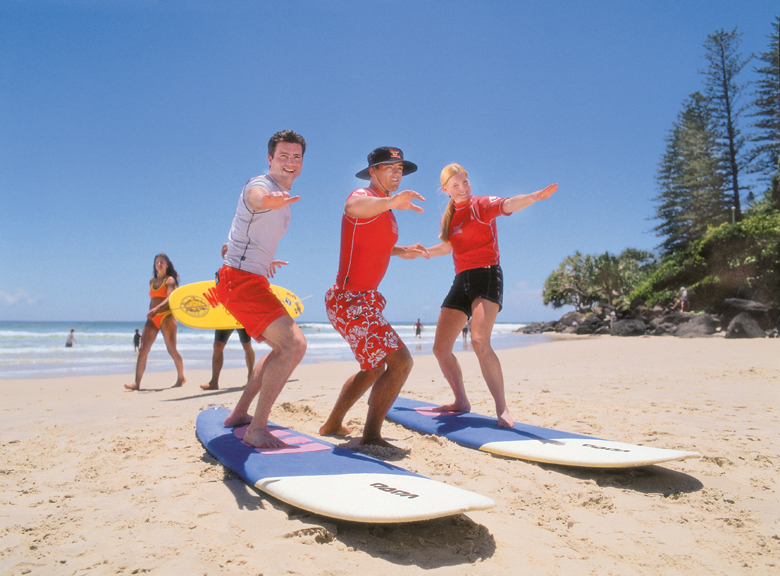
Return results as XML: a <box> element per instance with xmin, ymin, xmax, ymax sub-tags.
<box><xmin>1</xmin><ymin>0</ymin><xmax>777</xmax><ymax>323</ymax></box>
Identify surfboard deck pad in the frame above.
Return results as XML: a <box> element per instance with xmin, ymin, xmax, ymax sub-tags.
<box><xmin>386</xmin><ymin>397</ymin><xmax>700</xmax><ymax>468</ymax></box>
<box><xmin>196</xmin><ymin>407</ymin><xmax>494</xmax><ymax>523</ymax></box>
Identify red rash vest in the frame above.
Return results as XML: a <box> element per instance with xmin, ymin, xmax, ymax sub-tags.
<box><xmin>448</xmin><ymin>195</ymin><xmax>510</xmax><ymax>275</ymax></box>
<box><xmin>333</xmin><ymin>188</ymin><xmax>399</xmax><ymax>292</ymax></box>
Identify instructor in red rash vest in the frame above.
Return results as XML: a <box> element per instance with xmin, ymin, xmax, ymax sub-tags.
<box><xmin>320</xmin><ymin>147</ymin><xmax>429</xmax><ymax>448</ymax></box>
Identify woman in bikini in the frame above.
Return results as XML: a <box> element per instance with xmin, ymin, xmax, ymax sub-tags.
<box><xmin>125</xmin><ymin>253</ymin><xmax>186</xmax><ymax>390</ymax></box>
<box><xmin>425</xmin><ymin>164</ymin><xmax>557</xmax><ymax>427</ymax></box>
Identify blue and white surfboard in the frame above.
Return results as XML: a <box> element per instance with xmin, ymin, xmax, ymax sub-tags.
<box><xmin>387</xmin><ymin>397</ymin><xmax>699</xmax><ymax>468</ymax></box>
<box><xmin>196</xmin><ymin>407</ymin><xmax>494</xmax><ymax>523</ymax></box>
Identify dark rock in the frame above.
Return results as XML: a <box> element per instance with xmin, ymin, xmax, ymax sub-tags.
<box><xmin>720</xmin><ymin>299</ymin><xmax>774</xmax><ymax>330</ymax></box>
<box><xmin>558</xmin><ymin>311</ymin><xmax>585</xmax><ymax>326</ymax></box>
<box><xmin>725</xmin><ymin>312</ymin><xmax>766</xmax><ymax>339</ymax></box>
<box><xmin>676</xmin><ymin>314</ymin><xmax>720</xmax><ymax>338</ymax></box>
<box><xmin>651</xmin><ymin>323</ymin><xmax>678</xmax><ymax>336</ymax></box>
<box><xmin>541</xmin><ymin>322</ymin><xmax>558</xmax><ymax>332</ymax></box>
<box><xmin>593</xmin><ymin>325</ymin><xmax>611</xmax><ymax>335</ymax></box>
<box><xmin>611</xmin><ymin>319</ymin><xmax>648</xmax><ymax>337</ymax></box>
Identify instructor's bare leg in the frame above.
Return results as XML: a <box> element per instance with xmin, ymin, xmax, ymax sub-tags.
<box><xmin>431</xmin><ymin>307</ymin><xmax>471</xmax><ymax>413</ymax></box>
<box><xmin>470</xmin><ymin>298</ymin><xmax>513</xmax><ymax>428</ymax></box>
<box><xmin>361</xmin><ymin>347</ymin><xmax>413</xmax><ymax>447</ymax></box>
<box><xmin>225</xmin><ymin>316</ymin><xmax>307</xmax><ymax>448</ymax></box>
<box><xmin>319</xmin><ymin>366</ymin><xmax>384</xmax><ymax>436</ymax></box>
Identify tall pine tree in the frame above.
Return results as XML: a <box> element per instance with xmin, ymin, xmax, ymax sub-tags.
<box><xmin>701</xmin><ymin>27</ymin><xmax>751</xmax><ymax>221</ymax></box>
<box><xmin>653</xmin><ymin>93</ymin><xmax>730</xmax><ymax>255</ymax></box>
<box><xmin>749</xmin><ymin>16</ymin><xmax>780</xmax><ymax>182</ymax></box>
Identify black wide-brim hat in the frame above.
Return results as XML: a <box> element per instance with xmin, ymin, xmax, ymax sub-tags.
<box><xmin>355</xmin><ymin>146</ymin><xmax>418</xmax><ymax>180</ymax></box>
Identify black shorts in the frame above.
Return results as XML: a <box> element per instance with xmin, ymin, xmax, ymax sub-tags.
<box><xmin>214</xmin><ymin>328</ymin><xmax>251</xmax><ymax>345</ymax></box>
<box><xmin>442</xmin><ymin>265</ymin><xmax>503</xmax><ymax>317</ymax></box>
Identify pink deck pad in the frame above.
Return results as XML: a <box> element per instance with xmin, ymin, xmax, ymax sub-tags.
<box><xmin>233</xmin><ymin>425</ymin><xmax>330</xmax><ymax>455</ymax></box>
<box><xmin>413</xmin><ymin>407</ymin><xmax>465</xmax><ymax>417</ymax></box>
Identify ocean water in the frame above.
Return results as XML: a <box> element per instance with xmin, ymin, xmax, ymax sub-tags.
<box><xmin>0</xmin><ymin>320</ymin><xmax>552</xmax><ymax>379</ymax></box>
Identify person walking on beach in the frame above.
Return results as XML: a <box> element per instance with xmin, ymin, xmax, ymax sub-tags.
<box><xmin>65</xmin><ymin>328</ymin><xmax>76</xmax><ymax>348</ymax></box>
<box><xmin>320</xmin><ymin>146</ymin><xmax>429</xmax><ymax>448</ymax></box>
<box><xmin>133</xmin><ymin>329</ymin><xmax>141</xmax><ymax>352</ymax></box>
<box><xmin>215</xmin><ymin>130</ymin><xmax>308</xmax><ymax>449</ymax></box>
<box><xmin>414</xmin><ymin>319</ymin><xmax>423</xmax><ymax>338</ymax></box>
<box><xmin>424</xmin><ymin>163</ymin><xmax>557</xmax><ymax>427</ymax></box>
<box><xmin>125</xmin><ymin>253</ymin><xmax>186</xmax><ymax>390</ymax></box>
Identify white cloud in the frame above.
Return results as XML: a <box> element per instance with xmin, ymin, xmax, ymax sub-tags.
<box><xmin>0</xmin><ymin>289</ymin><xmax>40</xmax><ymax>306</ymax></box>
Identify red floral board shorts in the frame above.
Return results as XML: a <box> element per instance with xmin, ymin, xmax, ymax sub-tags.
<box><xmin>215</xmin><ymin>265</ymin><xmax>288</xmax><ymax>342</ymax></box>
<box><xmin>325</xmin><ymin>287</ymin><xmax>405</xmax><ymax>370</ymax></box>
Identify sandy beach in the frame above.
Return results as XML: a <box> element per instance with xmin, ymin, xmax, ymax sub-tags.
<box><xmin>1</xmin><ymin>334</ymin><xmax>778</xmax><ymax>575</ymax></box>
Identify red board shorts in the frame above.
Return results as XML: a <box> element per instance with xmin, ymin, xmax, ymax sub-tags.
<box><xmin>215</xmin><ymin>265</ymin><xmax>288</xmax><ymax>343</ymax></box>
<box><xmin>325</xmin><ymin>287</ymin><xmax>405</xmax><ymax>370</ymax></box>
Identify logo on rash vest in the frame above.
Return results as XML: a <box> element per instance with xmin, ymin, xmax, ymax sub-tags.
<box><xmin>583</xmin><ymin>443</ymin><xmax>630</xmax><ymax>453</ymax></box>
<box><xmin>451</xmin><ymin>223</ymin><xmax>464</xmax><ymax>236</ymax></box>
<box><xmin>181</xmin><ymin>295</ymin><xmax>210</xmax><ymax>318</ymax></box>
<box><xmin>370</xmin><ymin>482</ymin><xmax>419</xmax><ymax>499</ymax></box>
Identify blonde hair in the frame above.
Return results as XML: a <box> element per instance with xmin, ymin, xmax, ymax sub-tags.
<box><xmin>438</xmin><ymin>164</ymin><xmax>468</xmax><ymax>241</ymax></box>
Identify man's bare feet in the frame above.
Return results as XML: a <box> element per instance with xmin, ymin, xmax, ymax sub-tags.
<box><xmin>497</xmin><ymin>408</ymin><xmax>514</xmax><ymax>428</ymax></box>
<box><xmin>200</xmin><ymin>382</ymin><xmax>219</xmax><ymax>391</ymax></box>
<box><xmin>433</xmin><ymin>401</ymin><xmax>469</xmax><ymax>414</ymax></box>
<box><xmin>223</xmin><ymin>411</ymin><xmax>253</xmax><ymax>428</ymax></box>
<box><xmin>319</xmin><ymin>422</ymin><xmax>352</xmax><ymax>436</ymax></box>
<box><xmin>124</xmin><ymin>383</ymin><xmax>139</xmax><ymax>391</ymax></box>
<box><xmin>243</xmin><ymin>427</ymin><xmax>288</xmax><ymax>449</ymax></box>
<box><xmin>171</xmin><ymin>377</ymin><xmax>186</xmax><ymax>388</ymax></box>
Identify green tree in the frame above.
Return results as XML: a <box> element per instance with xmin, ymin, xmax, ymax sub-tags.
<box><xmin>652</xmin><ymin>92</ymin><xmax>730</xmax><ymax>255</ymax></box>
<box><xmin>749</xmin><ymin>17</ymin><xmax>780</xmax><ymax>181</ymax></box>
<box><xmin>543</xmin><ymin>249</ymin><xmax>658</xmax><ymax>310</ymax></box>
<box><xmin>701</xmin><ymin>27</ymin><xmax>751</xmax><ymax>221</ymax></box>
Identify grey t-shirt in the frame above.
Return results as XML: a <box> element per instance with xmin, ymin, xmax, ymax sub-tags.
<box><xmin>224</xmin><ymin>174</ymin><xmax>290</xmax><ymax>277</ymax></box>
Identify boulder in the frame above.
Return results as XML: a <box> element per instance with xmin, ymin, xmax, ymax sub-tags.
<box><xmin>611</xmin><ymin>318</ymin><xmax>648</xmax><ymax>337</ymax></box>
<box><xmin>720</xmin><ymin>299</ymin><xmax>774</xmax><ymax>330</ymax></box>
<box><xmin>676</xmin><ymin>314</ymin><xmax>720</xmax><ymax>338</ymax></box>
<box><xmin>725</xmin><ymin>312</ymin><xmax>766</xmax><ymax>339</ymax></box>
<box><xmin>558</xmin><ymin>311</ymin><xmax>585</xmax><ymax>327</ymax></box>
<box><xmin>651</xmin><ymin>323</ymin><xmax>677</xmax><ymax>336</ymax></box>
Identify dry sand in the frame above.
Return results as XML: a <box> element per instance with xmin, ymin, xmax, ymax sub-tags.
<box><xmin>1</xmin><ymin>334</ymin><xmax>778</xmax><ymax>575</ymax></box>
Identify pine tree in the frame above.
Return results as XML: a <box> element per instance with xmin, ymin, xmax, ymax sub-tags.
<box><xmin>749</xmin><ymin>17</ymin><xmax>780</xmax><ymax>181</ymax></box>
<box><xmin>653</xmin><ymin>93</ymin><xmax>730</xmax><ymax>255</ymax></box>
<box><xmin>701</xmin><ymin>27</ymin><xmax>751</xmax><ymax>221</ymax></box>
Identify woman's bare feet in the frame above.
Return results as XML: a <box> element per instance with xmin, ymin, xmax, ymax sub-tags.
<box><xmin>200</xmin><ymin>382</ymin><xmax>218</xmax><ymax>391</ymax></box>
<box><xmin>124</xmin><ymin>382</ymin><xmax>139</xmax><ymax>391</ymax></box>
<box><xmin>497</xmin><ymin>407</ymin><xmax>514</xmax><ymax>428</ymax></box>
<box><xmin>223</xmin><ymin>410</ymin><xmax>253</xmax><ymax>428</ymax></box>
<box><xmin>433</xmin><ymin>401</ymin><xmax>470</xmax><ymax>414</ymax></box>
<box><xmin>171</xmin><ymin>377</ymin><xmax>186</xmax><ymax>388</ymax></box>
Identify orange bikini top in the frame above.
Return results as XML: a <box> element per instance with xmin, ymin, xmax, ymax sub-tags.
<box><xmin>149</xmin><ymin>276</ymin><xmax>169</xmax><ymax>298</ymax></box>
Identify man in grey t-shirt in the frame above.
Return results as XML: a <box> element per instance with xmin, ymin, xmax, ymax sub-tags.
<box><xmin>215</xmin><ymin>130</ymin><xmax>308</xmax><ymax>449</ymax></box>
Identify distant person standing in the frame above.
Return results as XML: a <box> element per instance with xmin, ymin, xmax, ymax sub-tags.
<box><xmin>65</xmin><ymin>328</ymin><xmax>76</xmax><ymax>348</ymax></box>
<box><xmin>133</xmin><ymin>328</ymin><xmax>141</xmax><ymax>352</ymax></box>
<box><xmin>124</xmin><ymin>253</ymin><xmax>186</xmax><ymax>391</ymax></box>
<box><xmin>320</xmin><ymin>146</ymin><xmax>429</xmax><ymax>448</ymax></box>
<box><xmin>414</xmin><ymin>319</ymin><xmax>423</xmax><ymax>338</ymax></box>
<box><xmin>425</xmin><ymin>163</ymin><xmax>557</xmax><ymax>428</ymax></box>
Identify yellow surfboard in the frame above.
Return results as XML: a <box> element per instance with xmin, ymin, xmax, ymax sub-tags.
<box><xmin>169</xmin><ymin>280</ymin><xmax>303</xmax><ymax>330</ymax></box>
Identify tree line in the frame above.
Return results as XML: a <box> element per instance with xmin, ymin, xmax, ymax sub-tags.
<box><xmin>544</xmin><ymin>17</ymin><xmax>780</xmax><ymax>313</ymax></box>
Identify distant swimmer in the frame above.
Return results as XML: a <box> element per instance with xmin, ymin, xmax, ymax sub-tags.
<box><xmin>424</xmin><ymin>163</ymin><xmax>557</xmax><ymax>428</ymax></box>
<box><xmin>65</xmin><ymin>328</ymin><xmax>76</xmax><ymax>348</ymax></box>
<box><xmin>414</xmin><ymin>319</ymin><xmax>423</xmax><ymax>338</ymax></box>
<box><xmin>215</xmin><ymin>130</ymin><xmax>308</xmax><ymax>449</ymax></box>
<box><xmin>133</xmin><ymin>328</ymin><xmax>141</xmax><ymax>352</ymax></box>
<box><xmin>124</xmin><ymin>253</ymin><xmax>186</xmax><ymax>391</ymax></box>
<box><xmin>320</xmin><ymin>146</ymin><xmax>429</xmax><ymax>448</ymax></box>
